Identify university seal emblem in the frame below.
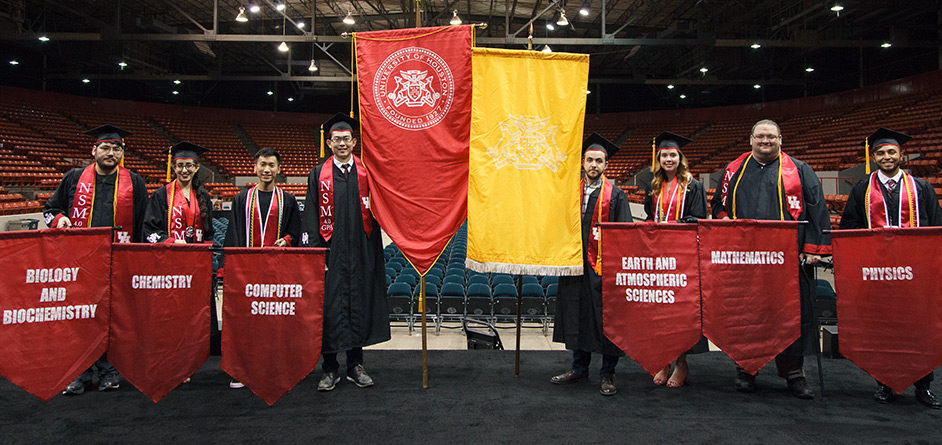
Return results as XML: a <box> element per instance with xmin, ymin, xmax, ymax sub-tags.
<box><xmin>373</xmin><ymin>47</ymin><xmax>454</xmax><ymax>131</ymax></box>
<box><xmin>486</xmin><ymin>115</ymin><xmax>567</xmax><ymax>172</ymax></box>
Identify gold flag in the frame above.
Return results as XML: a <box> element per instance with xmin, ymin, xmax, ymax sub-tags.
<box><xmin>466</xmin><ymin>48</ymin><xmax>588</xmax><ymax>275</ymax></box>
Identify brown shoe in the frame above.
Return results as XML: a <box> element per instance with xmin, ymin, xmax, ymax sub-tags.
<box><xmin>551</xmin><ymin>369</ymin><xmax>588</xmax><ymax>384</ymax></box>
<box><xmin>600</xmin><ymin>375</ymin><xmax>617</xmax><ymax>396</ymax></box>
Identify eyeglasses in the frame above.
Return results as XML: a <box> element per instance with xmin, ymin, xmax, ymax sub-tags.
<box><xmin>752</xmin><ymin>134</ymin><xmax>781</xmax><ymax>141</ymax></box>
<box><xmin>173</xmin><ymin>162</ymin><xmax>198</xmax><ymax>171</ymax></box>
<box><xmin>330</xmin><ymin>136</ymin><xmax>353</xmax><ymax>144</ymax></box>
<box><xmin>96</xmin><ymin>144</ymin><xmax>124</xmax><ymax>153</ymax></box>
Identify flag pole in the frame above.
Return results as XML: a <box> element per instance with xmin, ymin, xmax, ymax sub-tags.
<box><xmin>420</xmin><ymin>273</ymin><xmax>428</xmax><ymax>388</ymax></box>
<box><xmin>515</xmin><ymin>275</ymin><xmax>523</xmax><ymax>376</ymax></box>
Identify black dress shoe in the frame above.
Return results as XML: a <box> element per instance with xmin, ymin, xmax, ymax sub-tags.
<box><xmin>915</xmin><ymin>388</ymin><xmax>941</xmax><ymax>409</ymax></box>
<box><xmin>787</xmin><ymin>377</ymin><xmax>814</xmax><ymax>400</ymax></box>
<box><xmin>600</xmin><ymin>375</ymin><xmax>617</xmax><ymax>396</ymax></box>
<box><xmin>873</xmin><ymin>384</ymin><xmax>895</xmax><ymax>404</ymax></box>
<box><xmin>62</xmin><ymin>378</ymin><xmax>87</xmax><ymax>396</ymax></box>
<box><xmin>550</xmin><ymin>369</ymin><xmax>588</xmax><ymax>384</ymax></box>
<box><xmin>734</xmin><ymin>371</ymin><xmax>756</xmax><ymax>393</ymax></box>
<box><xmin>346</xmin><ymin>365</ymin><xmax>374</xmax><ymax>388</ymax></box>
<box><xmin>317</xmin><ymin>372</ymin><xmax>341</xmax><ymax>391</ymax></box>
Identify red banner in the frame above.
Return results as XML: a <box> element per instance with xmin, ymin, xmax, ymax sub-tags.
<box><xmin>0</xmin><ymin>228</ymin><xmax>112</xmax><ymax>401</ymax></box>
<box><xmin>355</xmin><ymin>25</ymin><xmax>472</xmax><ymax>274</ymax></box>
<box><xmin>832</xmin><ymin>228</ymin><xmax>942</xmax><ymax>393</ymax></box>
<box><xmin>109</xmin><ymin>244</ymin><xmax>212</xmax><ymax>403</ymax></box>
<box><xmin>699</xmin><ymin>220</ymin><xmax>800</xmax><ymax>374</ymax></box>
<box><xmin>600</xmin><ymin>222</ymin><xmax>702</xmax><ymax>376</ymax></box>
<box><xmin>221</xmin><ymin>248</ymin><xmax>326</xmax><ymax>405</ymax></box>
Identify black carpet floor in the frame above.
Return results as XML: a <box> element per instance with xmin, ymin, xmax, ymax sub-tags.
<box><xmin>1</xmin><ymin>351</ymin><xmax>939</xmax><ymax>444</ymax></box>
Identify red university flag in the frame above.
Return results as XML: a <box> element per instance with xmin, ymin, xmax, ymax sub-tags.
<box><xmin>600</xmin><ymin>223</ymin><xmax>702</xmax><ymax>376</ymax></box>
<box><xmin>0</xmin><ymin>228</ymin><xmax>112</xmax><ymax>401</ymax></box>
<box><xmin>221</xmin><ymin>248</ymin><xmax>326</xmax><ymax>405</ymax></box>
<box><xmin>355</xmin><ymin>25</ymin><xmax>472</xmax><ymax>274</ymax></box>
<box><xmin>109</xmin><ymin>243</ymin><xmax>212</xmax><ymax>403</ymax></box>
<box><xmin>698</xmin><ymin>220</ymin><xmax>800</xmax><ymax>374</ymax></box>
<box><xmin>832</xmin><ymin>228</ymin><xmax>942</xmax><ymax>394</ymax></box>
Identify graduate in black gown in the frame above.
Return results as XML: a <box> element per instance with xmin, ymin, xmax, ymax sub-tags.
<box><xmin>642</xmin><ymin>132</ymin><xmax>709</xmax><ymax>388</ymax></box>
<box><xmin>301</xmin><ymin>113</ymin><xmax>390</xmax><ymax>392</ymax></box>
<box><xmin>710</xmin><ymin>119</ymin><xmax>831</xmax><ymax>400</ymax></box>
<box><xmin>43</xmin><ymin>124</ymin><xmax>148</xmax><ymax>395</ymax></box>
<box><xmin>838</xmin><ymin>127</ymin><xmax>942</xmax><ymax>409</ymax></box>
<box><xmin>224</xmin><ymin>148</ymin><xmax>301</xmax><ymax>249</ymax></box>
<box><xmin>552</xmin><ymin>133</ymin><xmax>632</xmax><ymax>397</ymax></box>
<box><xmin>142</xmin><ymin>142</ymin><xmax>214</xmax><ymax>244</ymax></box>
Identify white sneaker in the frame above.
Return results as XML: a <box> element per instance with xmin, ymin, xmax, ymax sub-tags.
<box><xmin>229</xmin><ymin>380</ymin><xmax>245</xmax><ymax>389</ymax></box>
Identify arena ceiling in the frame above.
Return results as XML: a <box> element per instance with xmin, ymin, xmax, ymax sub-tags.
<box><xmin>1</xmin><ymin>0</ymin><xmax>941</xmax><ymax>112</ymax></box>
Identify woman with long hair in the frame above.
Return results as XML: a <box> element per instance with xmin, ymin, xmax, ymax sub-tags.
<box><xmin>643</xmin><ymin>132</ymin><xmax>708</xmax><ymax>388</ymax></box>
<box><xmin>143</xmin><ymin>141</ymin><xmax>214</xmax><ymax>244</ymax></box>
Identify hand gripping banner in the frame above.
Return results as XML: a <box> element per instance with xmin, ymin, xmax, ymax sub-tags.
<box><xmin>698</xmin><ymin>220</ymin><xmax>800</xmax><ymax>374</ymax></box>
<box><xmin>221</xmin><ymin>248</ymin><xmax>326</xmax><ymax>405</ymax></box>
<box><xmin>601</xmin><ymin>223</ymin><xmax>702</xmax><ymax>376</ymax></box>
<box><xmin>355</xmin><ymin>25</ymin><xmax>473</xmax><ymax>275</ymax></box>
<box><xmin>832</xmin><ymin>228</ymin><xmax>942</xmax><ymax>393</ymax></box>
<box><xmin>109</xmin><ymin>243</ymin><xmax>212</xmax><ymax>403</ymax></box>
<box><xmin>0</xmin><ymin>228</ymin><xmax>112</xmax><ymax>401</ymax></box>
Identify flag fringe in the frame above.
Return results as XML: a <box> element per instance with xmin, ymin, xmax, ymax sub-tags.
<box><xmin>464</xmin><ymin>258</ymin><xmax>583</xmax><ymax>276</ymax></box>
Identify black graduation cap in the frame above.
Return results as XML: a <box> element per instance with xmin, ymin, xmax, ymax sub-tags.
<box><xmin>652</xmin><ymin>131</ymin><xmax>694</xmax><ymax>169</ymax></box>
<box><xmin>84</xmin><ymin>125</ymin><xmax>132</xmax><ymax>145</ymax></box>
<box><xmin>582</xmin><ymin>133</ymin><xmax>619</xmax><ymax>159</ymax></box>
<box><xmin>320</xmin><ymin>112</ymin><xmax>359</xmax><ymax>158</ymax></box>
<box><xmin>166</xmin><ymin>141</ymin><xmax>209</xmax><ymax>182</ymax></box>
<box><xmin>862</xmin><ymin>127</ymin><xmax>911</xmax><ymax>175</ymax></box>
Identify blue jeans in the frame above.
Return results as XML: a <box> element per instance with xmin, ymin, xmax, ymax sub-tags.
<box><xmin>571</xmin><ymin>350</ymin><xmax>619</xmax><ymax>377</ymax></box>
<box><xmin>77</xmin><ymin>356</ymin><xmax>117</xmax><ymax>382</ymax></box>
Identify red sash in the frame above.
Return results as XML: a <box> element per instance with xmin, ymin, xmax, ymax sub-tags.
<box><xmin>166</xmin><ymin>181</ymin><xmax>203</xmax><ymax>243</ymax></box>
<box><xmin>70</xmin><ymin>164</ymin><xmax>135</xmax><ymax>243</ymax></box>
<box><xmin>584</xmin><ymin>177</ymin><xmax>613</xmax><ymax>275</ymax></box>
<box><xmin>318</xmin><ymin>156</ymin><xmax>372</xmax><ymax>242</ymax></box>
<box><xmin>655</xmin><ymin>175</ymin><xmax>688</xmax><ymax>223</ymax></box>
<box><xmin>865</xmin><ymin>172</ymin><xmax>920</xmax><ymax>228</ymax></box>
<box><xmin>718</xmin><ymin>152</ymin><xmax>803</xmax><ymax>221</ymax></box>
<box><xmin>246</xmin><ymin>185</ymin><xmax>284</xmax><ymax>247</ymax></box>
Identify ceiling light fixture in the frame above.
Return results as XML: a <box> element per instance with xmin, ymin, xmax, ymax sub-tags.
<box><xmin>174</xmin><ymin>79</ymin><xmax>181</xmax><ymax>84</ymax></box>
<box><xmin>547</xmin><ymin>22</ymin><xmax>555</xmax><ymax>31</ymax></box>
<box><xmin>267</xmin><ymin>90</ymin><xmax>274</xmax><ymax>96</ymax></box>
<box><xmin>278</xmin><ymin>41</ymin><xmax>289</xmax><ymax>52</ymax></box>
<box><xmin>542</xmin><ymin>45</ymin><xmax>552</xmax><ymax>53</ymax></box>
<box><xmin>38</xmin><ymin>35</ymin><xmax>50</xmax><ymax>42</ymax></box>
<box><xmin>881</xmin><ymin>42</ymin><xmax>892</xmax><ymax>48</ymax></box>
<box><xmin>557</xmin><ymin>10</ymin><xmax>569</xmax><ymax>26</ymax></box>
<box><xmin>343</xmin><ymin>11</ymin><xmax>356</xmax><ymax>25</ymax></box>
<box><xmin>751</xmin><ymin>43</ymin><xmax>761</xmax><ymax>49</ymax></box>
<box><xmin>9</xmin><ymin>60</ymin><xmax>18</xmax><ymax>65</ymax></box>
<box><xmin>82</xmin><ymin>78</ymin><xmax>90</xmax><ymax>83</ymax></box>
<box><xmin>308</xmin><ymin>59</ymin><xmax>318</xmax><ymax>72</ymax></box>
<box><xmin>805</xmin><ymin>67</ymin><xmax>815</xmax><ymax>72</ymax></box>
<box><xmin>831</xmin><ymin>4</ymin><xmax>844</xmax><ymax>16</ymax></box>
<box><xmin>172</xmin><ymin>91</ymin><xmax>179</xmax><ymax>95</ymax></box>
<box><xmin>753</xmin><ymin>84</ymin><xmax>761</xmax><ymax>89</ymax></box>
<box><xmin>679</xmin><ymin>94</ymin><xmax>686</xmax><ymax>99</ymax></box>
<box><xmin>297</xmin><ymin>21</ymin><xmax>305</xmax><ymax>28</ymax></box>
<box><xmin>579</xmin><ymin>7</ymin><xmax>589</xmax><ymax>16</ymax></box>
<box><xmin>275</xmin><ymin>3</ymin><xmax>285</xmax><ymax>11</ymax></box>
<box><xmin>450</xmin><ymin>10</ymin><xmax>462</xmax><ymax>25</ymax></box>
<box><xmin>699</xmin><ymin>67</ymin><xmax>708</xmax><ymax>73</ymax></box>
<box><xmin>118</xmin><ymin>61</ymin><xmax>128</xmax><ymax>69</ymax></box>
<box><xmin>249</xmin><ymin>4</ymin><xmax>260</xmax><ymax>13</ymax></box>
<box><xmin>667</xmin><ymin>84</ymin><xmax>675</xmax><ymax>89</ymax></box>
<box><xmin>235</xmin><ymin>7</ymin><xmax>248</xmax><ymax>22</ymax></box>
<box><xmin>277</xmin><ymin>14</ymin><xmax>288</xmax><ymax>52</ymax></box>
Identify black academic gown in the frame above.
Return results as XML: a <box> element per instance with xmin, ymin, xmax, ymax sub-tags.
<box><xmin>223</xmin><ymin>189</ymin><xmax>302</xmax><ymax>248</ymax></box>
<box><xmin>43</xmin><ymin>166</ymin><xmax>148</xmax><ymax>242</ymax></box>
<box><xmin>839</xmin><ymin>176</ymin><xmax>942</xmax><ymax>229</ymax></box>
<box><xmin>301</xmin><ymin>162</ymin><xmax>390</xmax><ymax>354</ymax></box>
<box><xmin>142</xmin><ymin>185</ymin><xmax>214</xmax><ymax>244</ymax></box>
<box><xmin>553</xmin><ymin>179</ymin><xmax>632</xmax><ymax>356</ymax></box>
<box><xmin>710</xmin><ymin>155</ymin><xmax>831</xmax><ymax>356</ymax></box>
<box><xmin>643</xmin><ymin>178</ymin><xmax>710</xmax><ymax>354</ymax></box>
<box><xmin>643</xmin><ymin>177</ymin><xmax>708</xmax><ymax>222</ymax></box>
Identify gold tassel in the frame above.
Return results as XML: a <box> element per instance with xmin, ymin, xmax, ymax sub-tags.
<box><xmin>319</xmin><ymin>125</ymin><xmax>325</xmax><ymax>158</ymax></box>
<box><xmin>865</xmin><ymin>139</ymin><xmax>870</xmax><ymax>175</ymax></box>
<box><xmin>165</xmin><ymin>146</ymin><xmax>172</xmax><ymax>183</ymax></box>
<box><xmin>651</xmin><ymin>137</ymin><xmax>656</xmax><ymax>170</ymax></box>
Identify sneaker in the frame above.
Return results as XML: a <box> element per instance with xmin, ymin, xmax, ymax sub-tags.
<box><xmin>734</xmin><ymin>371</ymin><xmax>756</xmax><ymax>393</ymax></box>
<box><xmin>346</xmin><ymin>365</ymin><xmax>374</xmax><ymax>388</ymax></box>
<box><xmin>98</xmin><ymin>373</ymin><xmax>120</xmax><ymax>391</ymax></box>
<box><xmin>229</xmin><ymin>380</ymin><xmax>245</xmax><ymax>389</ymax></box>
<box><xmin>62</xmin><ymin>378</ymin><xmax>87</xmax><ymax>395</ymax></box>
<box><xmin>318</xmin><ymin>372</ymin><xmax>341</xmax><ymax>391</ymax></box>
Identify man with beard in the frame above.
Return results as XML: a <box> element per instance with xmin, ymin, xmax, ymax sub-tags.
<box><xmin>43</xmin><ymin>124</ymin><xmax>148</xmax><ymax>394</ymax></box>
<box><xmin>301</xmin><ymin>113</ymin><xmax>389</xmax><ymax>391</ymax></box>
<box><xmin>551</xmin><ymin>133</ymin><xmax>632</xmax><ymax>396</ymax></box>
<box><xmin>839</xmin><ymin>127</ymin><xmax>942</xmax><ymax>409</ymax></box>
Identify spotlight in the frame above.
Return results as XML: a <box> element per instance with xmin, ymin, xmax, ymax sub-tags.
<box><xmin>830</xmin><ymin>5</ymin><xmax>844</xmax><ymax>12</ymax></box>
<box><xmin>172</xmin><ymin>90</ymin><xmax>179</xmax><ymax>95</ymax></box>
<box><xmin>235</xmin><ymin>7</ymin><xmax>248</xmax><ymax>22</ymax></box>
<box><xmin>679</xmin><ymin>94</ymin><xmax>686</xmax><ymax>99</ymax></box>
<box><xmin>278</xmin><ymin>41</ymin><xmax>289</xmax><ymax>52</ymax></box>
<box><xmin>297</xmin><ymin>21</ymin><xmax>305</xmax><ymax>28</ymax></box>
<box><xmin>9</xmin><ymin>60</ymin><xmax>18</xmax><ymax>65</ymax></box>
<box><xmin>174</xmin><ymin>79</ymin><xmax>181</xmax><ymax>84</ymax></box>
<box><xmin>118</xmin><ymin>61</ymin><xmax>128</xmax><ymax>69</ymax></box>
<box><xmin>881</xmin><ymin>42</ymin><xmax>892</xmax><ymax>48</ymax></box>
<box><xmin>699</xmin><ymin>67</ymin><xmax>708</xmax><ymax>73</ymax></box>
<box><xmin>275</xmin><ymin>3</ymin><xmax>285</xmax><ymax>11</ymax></box>
<box><xmin>751</xmin><ymin>43</ymin><xmax>761</xmax><ymax>49</ymax></box>
<box><xmin>579</xmin><ymin>7</ymin><xmax>589</xmax><ymax>16</ymax></box>
<box><xmin>38</xmin><ymin>35</ymin><xmax>50</xmax><ymax>42</ymax></box>
<box><xmin>667</xmin><ymin>84</ymin><xmax>675</xmax><ymax>89</ymax></box>
<box><xmin>267</xmin><ymin>90</ymin><xmax>274</xmax><ymax>96</ymax></box>
<box><xmin>308</xmin><ymin>59</ymin><xmax>318</xmax><ymax>72</ymax></box>
<box><xmin>82</xmin><ymin>78</ymin><xmax>90</xmax><ymax>83</ymax></box>
<box><xmin>288</xmin><ymin>97</ymin><xmax>294</xmax><ymax>102</ymax></box>
<box><xmin>343</xmin><ymin>11</ymin><xmax>355</xmax><ymax>25</ymax></box>
<box><xmin>547</xmin><ymin>23</ymin><xmax>555</xmax><ymax>31</ymax></box>
<box><xmin>249</xmin><ymin>4</ymin><xmax>261</xmax><ymax>13</ymax></box>
<box><xmin>753</xmin><ymin>84</ymin><xmax>761</xmax><ymax>89</ymax></box>
<box><xmin>805</xmin><ymin>67</ymin><xmax>815</xmax><ymax>73</ymax></box>
<box><xmin>450</xmin><ymin>10</ymin><xmax>462</xmax><ymax>26</ymax></box>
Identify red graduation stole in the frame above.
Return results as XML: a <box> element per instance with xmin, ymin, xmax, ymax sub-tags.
<box><xmin>71</xmin><ymin>164</ymin><xmax>135</xmax><ymax>243</ymax></box>
<box><xmin>318</xmin><ymin>155</ymin><xmax>373</xmax><ymax>242</ymax></box>
<box><xmin>719</xmin><ymin>152</ymin><xmax>803</xmax><ymax>221</ymax></box>
<box><xmin>165</xmin><ymin>181</ymin><xmax>203</xmax><ymax>243</ymax></box>
<box><xmin>655</xmin><ymin>175</ymin><xmax>688</xmax><ymax>223</ymax></box>
<box><xmin>865</xmin><ymin>172</ymin><xmax>920</xmax><ymax>228</ymax></box>
<box><xmin>584</xmin><ymin>176</ymin><xmax>613</xmax><ymax>275</ymax></box>
<box><xmin>245</xmin><ymin>185</ymin><xmax>284</xmax><ymax>247</ymax></box>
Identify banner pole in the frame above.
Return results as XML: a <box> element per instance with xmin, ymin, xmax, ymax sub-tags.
<box><xmin>420</xmin><ymin>274</ymin><xmax>428</xmax><ymax>389</ymax></box>
<box><xmin>515</xmin><ymin>276</ymin><xmax>522</xmax><ymax>376</ymax></box>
